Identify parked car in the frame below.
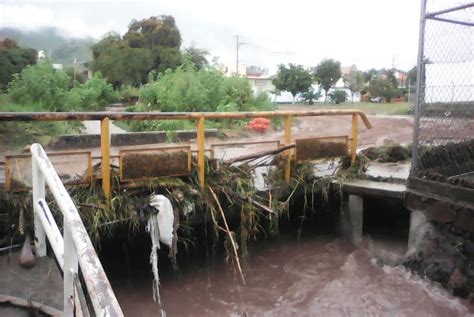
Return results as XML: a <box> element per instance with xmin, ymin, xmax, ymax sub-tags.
<box><xmin>369</xmin><ymin>96</ymin><xmax>386</xmax><ymax>103</ymax></box>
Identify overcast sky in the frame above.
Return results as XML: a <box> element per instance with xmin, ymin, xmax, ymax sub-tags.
<box><xmin>0</xmin><ymin>0</ymin><xmax>421</xmax><ymax>72</ymax></box>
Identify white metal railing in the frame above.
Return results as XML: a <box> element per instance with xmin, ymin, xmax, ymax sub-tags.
<box><xmin>31</xmin><ymin>143</ymin><xmax>123</xmax><ymax>316</ymax></box>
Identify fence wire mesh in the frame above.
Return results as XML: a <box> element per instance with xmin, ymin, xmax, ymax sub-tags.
<box><xmin>412</xmin><ymin>0</ymin><xmax>474</xmax><ymax>179</ymax></box>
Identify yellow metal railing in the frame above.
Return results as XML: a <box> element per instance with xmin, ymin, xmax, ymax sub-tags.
<box><xmin>0</xmin><ymin>110</ymin><xmax>372</xmax><ymax>206</ymax></box>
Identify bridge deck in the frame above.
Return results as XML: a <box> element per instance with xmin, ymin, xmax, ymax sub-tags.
<box><xmin>0</xmin><ymin>251</ymin><xmax>62</xmax><ymax>315</ymax></box>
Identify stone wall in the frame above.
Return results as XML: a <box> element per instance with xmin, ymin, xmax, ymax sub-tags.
<box><xmin>405</xmin><ymin>191</ymin><xmax>474</xmax><ymax>301</ymax></box>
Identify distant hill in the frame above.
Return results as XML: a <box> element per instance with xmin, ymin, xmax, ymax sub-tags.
<box><xmin>0</xmin><ymin>27</ymin><xmax>96</xmax><ymax>66</ymax></box>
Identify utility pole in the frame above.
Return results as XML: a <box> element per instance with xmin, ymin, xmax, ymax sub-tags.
<box><xmin>234</xmin><ymin>35</ymin><xmax>246</xmax><ymax>75</ymax></box>
<box><xmin>73</xmin><ymin>58</ymin><xmax>77</xmax><ymax>82</ymax></box>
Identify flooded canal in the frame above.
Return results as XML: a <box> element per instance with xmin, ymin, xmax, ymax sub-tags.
<box><xmin>106</xmin><ymin>235</ymin><xmax>474</xmax><ymax>316</ymax></box>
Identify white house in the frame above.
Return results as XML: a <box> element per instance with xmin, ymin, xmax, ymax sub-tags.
<box><xmin>247</xmin><ymin>75</ymin><xmax>275</xmax><ymax>94</ymax></box>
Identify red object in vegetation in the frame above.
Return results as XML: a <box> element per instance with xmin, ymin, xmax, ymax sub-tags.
<box><xmin>247</xmin><ymin>118</ymin><xmax>270</xmax><ymax>132</ymax></box>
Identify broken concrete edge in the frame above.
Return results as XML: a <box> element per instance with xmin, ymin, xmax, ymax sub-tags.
<box><xmin>48</xmin><ymin>129</ymin><xmax>219</xmax><ymax>149</ymax></box>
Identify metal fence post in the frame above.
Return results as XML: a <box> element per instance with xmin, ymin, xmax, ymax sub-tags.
<box><xmin>197</xmin><ymin>116</ymin><xmax>206</xmax><ymax>189</ymax></box>
<box><xmin>101</xmin><ymin>118</ymin><xmax>111</xmax><ymax>207</ymax></box>
<box><xmin>410</xmin><ymin>0</ymin><xmax>427</xmax><ymax>175</ymax></box>
<box><xmin>351</xmin><ymin>113</ymin><xmax>359</xmax><ymax>165</ymax></box>
<box><xmin>284</xmin><ymin>115</ymin><xmax>292</xmax><ymax>182</ymax></box>
<box><xmin>32</xmin><ymin>156</ymin><xmax>47</xmax><ymax>257</ymax></box>
<box><xmin>63</xmin><ymin>223</ymin><xmax>79</xmax><ymax>317</ymax></box>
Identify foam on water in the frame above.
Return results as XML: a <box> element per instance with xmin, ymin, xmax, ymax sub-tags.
<box><xmin>113</xmin><ymin>236</ymin><xmax>474</xmax><ymax>316</ymax></box>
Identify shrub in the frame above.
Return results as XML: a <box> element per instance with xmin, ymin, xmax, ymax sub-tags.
<box><xmin>8</xmin><ymin>63</ymin><xmax>70</xmax><ymax>111</ymax></box>
<box><xmin>65</xmin><ymin>72</ymin><xmax>117</xmax><ymax>111</ymax></box>
<box><xmin>334</xmin><ymin>90</ymin><xmax>347</xmax><ymax>104</ymax></box>
<box><xmin>118</xmin><ymin>85</ymin><xmax>140</xmax><ymax>103</ymax></box>
<box><xmin>138</xmin><ymin>62</ymin><xmax>274</xmax><ymax>113</ymax></box>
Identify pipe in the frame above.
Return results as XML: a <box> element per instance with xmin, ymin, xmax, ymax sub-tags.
<box><xmin>0</xmin><ymin>110</ymin><xmax>373</xmax><ymax>129</ymax></box>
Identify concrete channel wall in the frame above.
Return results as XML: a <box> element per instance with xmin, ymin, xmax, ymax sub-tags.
<box><xmin>48</xmin><ymin>129</ymin><xmax>219</xmax><ymax>149</ymax></box>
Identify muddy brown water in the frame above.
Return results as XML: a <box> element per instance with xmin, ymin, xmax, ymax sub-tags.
<box><xmin>109</xmin><ymin>235</ymin><xmax>474</xmax><ymax>316</ymax></box>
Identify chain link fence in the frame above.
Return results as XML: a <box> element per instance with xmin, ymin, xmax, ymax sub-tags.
<box><xmin>411</xmin><ymin>1</ymin><xmax>474</xmax><ymax>181</ymax></box>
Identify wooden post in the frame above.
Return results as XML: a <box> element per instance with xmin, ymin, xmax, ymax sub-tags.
<box><xmin>197</xmin><ymin>116</ymin><xmax>206</xmax><ymax>189</ymax></box>
<box><xmin>284</xmin><ymin>115</ymin><xmax>292</xmax><ymax>182</ymax></box>
<box><xmin>351</xmin><ymin>113</ymin><xmax>358</xmax><ymax>165</ymax></box>
<box><xmin>101</xmin><ymin>118</ymin><xmax>111</xmax><ymax>207</ymax></box>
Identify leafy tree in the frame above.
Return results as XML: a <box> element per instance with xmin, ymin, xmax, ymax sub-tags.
<box><xmin>91</xmin><ymin>33</ymin><xmax>154</xmax><ymax>87</ymax></box>
<box><xmin>314</xmin><ymin>59</ymin><xmax>341</xmax><ymax>100</ymax></box>
<box><xmin>344</xmin><ymin>69</ymin><xmax>365</xmax><ymax>102</ymax></box>
<box><xmin>272</xmin><ymin>64</ymin><xmax>313</xmax><ymax>102</ymax></box>
<box><xmin>66</xmin><ymin>72</ymin><xmax>117</xmax><ymax>111</ymax></box>
<box><xmin>385</xmin><ymin>70</ymin><xmax>399</xmax><ymax>87</ymax></box>
<box><xmin>8</xmin><ymin>62</ymin><xmax>70</xmax><ymax>111</ymax></box>
<box><xmin>369</xmin><ymin>77</ymin><xmax>397</xmax><ymax>102</ymax></box>
<box><xmin>0</xmin><ymin>38</ymin><xmax>37</xmax><ymax>91</ymax></box>
<box><xmin>363</xmin><ymin>68</ymin><xmax>378</xmax><ymax>82</ymax></box>
<box><xmin>92</xmin><ymin>16</ymin><xmax>182</xmax><ymax>87</ymax></box>
<box><xmin>118</xmin><ymin>85</ymin><xmax>140</xmax><ymax>103</ymax></box>
<box><xmin>139</xmin><ymin>61</ymin><xmax>272</xmax><ymax>113</ymax></box>
<box><xmin>182</xmin><ymin>46</ymin><xmax>209</xmax><ymax>70</ymax></box>
<box><xmin>407</xmin><ymin>66</ymin><xmax>417</xmax><ymax>85</ymax></box>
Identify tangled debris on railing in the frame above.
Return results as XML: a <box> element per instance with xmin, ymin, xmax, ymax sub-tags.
<box><xmin>0</xmin><ymin>151</ymin><xmax>369</xmax><ymax>284</ymax></box>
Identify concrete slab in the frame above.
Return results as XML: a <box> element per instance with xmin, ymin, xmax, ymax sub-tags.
<box><xmin>339</xmin><ymin>179</ymin><xmax>406</xmax><ymax>200</ymax></box>
<box><xmin>0</xmin><ymin>251</ymin><xmax>63</xmax><ymax>312</ymax></box>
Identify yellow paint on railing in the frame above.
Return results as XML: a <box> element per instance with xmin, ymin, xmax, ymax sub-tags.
<box><xmin>284</xmin><ymin>115</ymin><xmax>292</xmax><ymax>183</ymax></box>
<box><xmin>0</xmin><ymin>110</ymin><xmax>371</xmax><ymax>203</ymax></box>
<box><xmin>197</xmin><ymin>116</ymin><xmax>206</xmax><ymax>189</ymax></box>
<box><xmin>351</xmin><ymin>114</ymin><xmax>359</xmax><ymax>165</ymax></box>
<box><xmin>100</xmin><ymin>118</ymin><xmax>111</xmax><ymax>208</ymax></box>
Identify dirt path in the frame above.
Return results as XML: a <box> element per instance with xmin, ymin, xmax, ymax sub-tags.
<box><xmin>82</xmin><ymin>120</ymin><xmax>126</xmax><ymax>134</ymax></box>
<box><xmin>227</xmin><ymin>114</ymin><xmax>414</xmax><ymax>148</ymax></box>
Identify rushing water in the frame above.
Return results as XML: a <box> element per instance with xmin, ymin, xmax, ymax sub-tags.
<box><xmin>110</xmin><ymin>235</ymin><xmax>474</xmax><ymax>316</ymax></box>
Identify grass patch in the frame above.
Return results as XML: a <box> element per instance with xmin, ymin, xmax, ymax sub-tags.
<box><xmin>0</xmin><ymin>103</ymin><xmax>83</xmax><ymax>151</ymax></box>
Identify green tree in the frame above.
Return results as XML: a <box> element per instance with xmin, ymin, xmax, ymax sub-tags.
<box><xmin>66</xmin><ymin>72</ymin><xmax>117</xmax><ymax>111</ymax></box>
<box><xmin>8</xmin><ymin>62</ymin><xmax>70</xmax><ymax>111</ymax></box>
<box><xmin>139</xmin><ymin>61</ymin><xmax>272</xmax><ymax>113</ymax></box>
<box><xmin>385</xmin><ymin>70</ymin><xmax>399</xmax><ymax>87</ymax></box>
<box><xmin>272</xmin><ymin>64</ymin><xmax>313</xmax><ymax>102</ymax></box>
<box><xmin>363</xmin><ymin>68</ymin><xmax>378</xmax><ymax>82</ymax></box>
<box><xmin>407</xmin><ymin>66</ymin><xmax>417</xmax><ymax>85</ymax></box>
<box><xmin>344</xmin><ymin>69</ymin><xmax>365</xmax><ymax>103</ymax></box>
<box><xmin>92</xmin><ymin>16</ymin><xmax>182</xmax><ymax>87</ymax></box>
<box><xmin>314</xmin><ymin>59</ymin><xmax>341</xmax><ymax>100</ymax></box>
<box><xmin>0</xmin><ymin>38</ymin><xmax>37</xmax><ymax>91</ymax></box>
<box><xmin>369</xmin><ymin>77</ymin><xmax>397</xmax><ymax>102</ymax></box>
<box><xmin>182</xmin><ymin>46</ymin><xmax>209</xmax><ymax>70</ymax></box>
<box><xmin>91</xmin><ymin>33</ymin><xmax>154</xmax><ymax>87</ymax></box>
